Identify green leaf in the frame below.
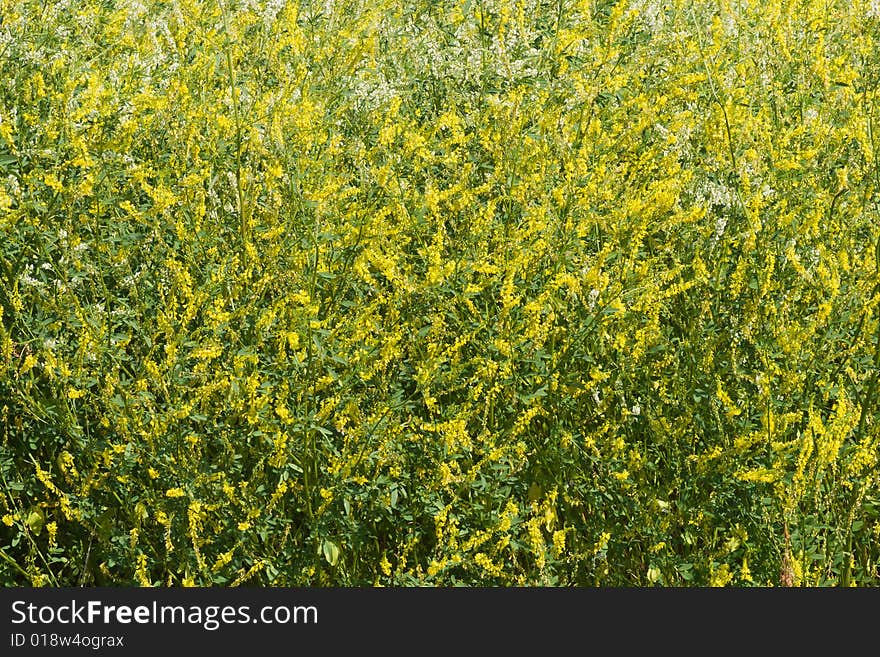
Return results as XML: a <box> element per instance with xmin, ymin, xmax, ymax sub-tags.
<box><xmin>676</xmin><ymin>564</ymin><xmax>694</xmax><ymax>582</ymax></box>
<box><xmin>528</xmin><ymin>483</ymin><xmax>543</xmax><ymax>502</ymax></box>
<box><xmin>26</xmin><ymin>507</ymin><xmax>45</xmax><ymax>536</ymax></box>
<box><xmin>322</xmin><ymin>540</ymin><xmax>339</xmax><ymax>567</ymax></box>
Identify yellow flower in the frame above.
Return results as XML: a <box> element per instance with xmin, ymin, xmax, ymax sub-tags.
<box><xmin>213</xmin><ymin>549</ymin><xmax>236</xmax><ymax>572</ymax></box>
<box><xmin>135</xmin><ymin>554</ymin><xmax>151</xmax><ymax>587</ymax></box>
<box><xmin>740</xmin><ymin>557</ymin><xmax>753</xmax><ymax>584</ymax></box>
<box><xmin>709</xmin><ymin>563</ymin><xmax>733</xmax><ymax>587</ymax></box>
<box><xmin>552</xmin><ymin>530</ymin><xmax>567</xmax><ymax>558</ymax></box>
<box><xmin>20</xmin><ymin>354</ymin><xmax>38</xmax><ymax>373</ymax></box>
<box><xmin>380</xmin><ymin>555</ymin><xmax>392</xmax><ymax>576</ymax></box>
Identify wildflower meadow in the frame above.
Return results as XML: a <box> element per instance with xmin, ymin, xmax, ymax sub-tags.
<box><xmin>1</xmin><ymin>0</ymin><xmax>879</xmax><ymax>587</ymax></box>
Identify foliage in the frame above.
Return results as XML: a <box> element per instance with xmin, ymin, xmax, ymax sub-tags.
<box><xmin>1</xmin><ymin>0</ymin><xmax>879</xmax><ymax>586</ymax></box>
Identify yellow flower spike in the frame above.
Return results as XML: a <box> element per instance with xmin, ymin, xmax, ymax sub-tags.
<box><xmin>135</xmin><ymin>554</ymin><xmax>151</xmax><ymax>587</ymax></box>
<box><xmin>379</xmin><ymin>555</ymin><xmax>392</xmax><ymax>577</ymax></box>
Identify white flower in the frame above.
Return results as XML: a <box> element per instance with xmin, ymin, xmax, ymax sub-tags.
<box><xmin>262</xmin><ymin>0</ymin><xmax>285</xmax><ymax>25</ymax></box>
<box><xmin>19</xmin><ymin>270</ymin><xmax>42</xmax><ymax>288</ymax></box>
<box><xmin>631</xmin><ymin>0</ymin><xmax>666</xmax><ymax>33</ymax></box>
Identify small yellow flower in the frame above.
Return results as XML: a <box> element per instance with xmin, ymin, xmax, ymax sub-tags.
<box><xmin>20</xmin><ymin>354</ymin><xmax>38</xmax><ymax>373</ymax></box>
<box><xmin>379</xmin><ymin>555</ymin><xmax>392</xmax><ymax>576</ymax></box>
<box><xmin>213</xmin><ymin>548</ymin><xmax>236</xmax><ymax>572</ymax></box>
<box><xmin>135</xmin><ymin>553</ymin><xmax>151</xmax><ymax>587</ymax></box>
<box><xmin>552</xmin><ymin>529</ymin><xmax>567</xmax><ymax>556</ymax></box>
<box><xmin>710</xmin><ymin>563</ymin><xmax>733</xmax><ymax>587</ymax></box>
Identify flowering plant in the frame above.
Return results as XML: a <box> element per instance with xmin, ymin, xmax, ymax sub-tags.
<box><xmin>1</xmin><ymin>0</ymin><xmax>878</xmax><ymax>586</ymax></box>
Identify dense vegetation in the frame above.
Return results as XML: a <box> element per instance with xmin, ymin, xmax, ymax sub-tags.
<box><xmin>1</xmin><ymin>0</ymin><xmax>879</xmax><ymax>586</ymax></box>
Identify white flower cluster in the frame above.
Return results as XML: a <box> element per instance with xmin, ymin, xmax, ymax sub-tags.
<box><xmin>698</xmin><ymin>179</ymin><xmax>735</xmax><ymax>209</ymax></box>
<box><xmin>630</xmin><ymin>0</ymin><xmax>668</xmax><ymax>34</ymax></box>
<box><xmin>18</xmin><ymin>263</ymin><xmax>44</xmax><ymax>289</ymax></box>
<box><xmin>262</xmin><ymin>0</ymin><xmax>286</xmax><ymax>26</ymax></box>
